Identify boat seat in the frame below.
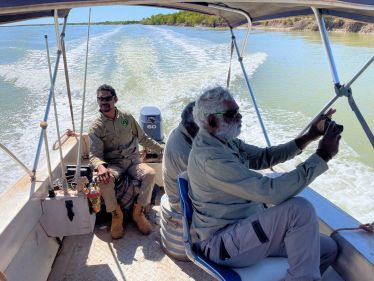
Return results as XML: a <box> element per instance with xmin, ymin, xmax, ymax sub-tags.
<box><xmin>177</xmin><ymin>172</ymin><xmax>289</xmax><ymax>281</ymax></box>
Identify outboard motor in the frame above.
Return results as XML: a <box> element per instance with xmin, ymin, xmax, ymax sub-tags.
<box><xmin>139</xmin><ymin>106</ymin><xmax>164</xmax><ymax>187</ymax></box>
<box><xmin>139</xmin><ymin>106</ymin><xmax>164</xmax><ymax>142</ymax></box>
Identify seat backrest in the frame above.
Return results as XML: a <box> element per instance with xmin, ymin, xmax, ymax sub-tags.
<box><xmin>176</xmin><ymin>173</ymin><xmax>288</xmax><ymax>281</ymax></box>
<box><xmin>177</xmin><ymin>172</ymin><xmax>242</xmax><ymax>281</ymax></box>
<box><xmin>177</xmin><ymin>173</ymin><xmax>193</xmax><ymax>222</ymax></box>
<box><xmin>177</xmin><ymin>172</ymin><xmax>197</xmax><ymax>263</ymax></box>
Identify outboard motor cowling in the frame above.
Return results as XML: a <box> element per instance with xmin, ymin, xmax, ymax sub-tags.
<box><xmin>139</xmin><ymin>106</ymin><xmax>163</xmax><ymax>142</ymax></box>
<box><xmin>139</xmin><ymin>106</ymin><xmax>164</xmax><ymax>186</ymax></box>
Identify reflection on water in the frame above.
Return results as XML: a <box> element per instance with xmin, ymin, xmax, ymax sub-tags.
<box><xmin>257</xmin><ymin>28</ymin><xmax>374</xmax><ymax>48</ymax></box>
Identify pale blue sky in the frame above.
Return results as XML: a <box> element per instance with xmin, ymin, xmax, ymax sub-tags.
<box><xmin>18</xmin><ymin>6</ymin><xmax>177</xmax><ymax>25</ymax></box>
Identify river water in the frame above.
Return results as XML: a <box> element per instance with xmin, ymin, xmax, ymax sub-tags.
<box><xmin>0</xmin><ymin>24</ymin><xmax>373</xmax><ymax>222</ymax></box>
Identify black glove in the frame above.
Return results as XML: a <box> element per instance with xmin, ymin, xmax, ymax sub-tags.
<box><xmin>316</xmin><ymin>121</ymin><xmax>341</xmax><ymax>162</ymax></box>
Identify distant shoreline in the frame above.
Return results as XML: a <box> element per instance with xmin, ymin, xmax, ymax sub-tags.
<box><xmin>253</xmin><ymin>16</ymin><xmax>374</xmax><ymax>34</ymax></box>
<box><xmin>1</xmin><ymin>21</ymin><xmax>138</xmax><ymax>27</ymax></box>
<box><xmin>3</xmin><ymin>17</ymin><xmax>374</xmax><ymax>34</ymax></box>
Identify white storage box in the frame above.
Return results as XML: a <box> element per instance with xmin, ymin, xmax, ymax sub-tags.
<box><xmin>40</xmin><ymin>191</ymin><xmax>95</xmax><ymax>237</ymax></box>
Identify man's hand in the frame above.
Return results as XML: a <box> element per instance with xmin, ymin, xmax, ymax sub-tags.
<box><xmin>307</xmin><ymin>108</ymin><xmax>336</xmax><ymax>140</ymax></box>
<box><xmin>296</xmin><ymin>108</ymin><xmax>336</xmax><ymax>151</ymax></box>
<box><xmin>96</xmin><ymin>164</ymin><xmax>114</xmax><ymax>184</ymax></box>
<box><xmin>140</xmin><ymin>149</ymin><xmax>147</xmax><ymax>161</ymax></box>
<box><xmin>316</xmin><ymin>122</ymin><xmax>341</xmax><ymax>162</ymax></box>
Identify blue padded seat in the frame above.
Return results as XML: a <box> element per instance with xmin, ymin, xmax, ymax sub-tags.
<box><xmin>177</xmin><ymin>172</ymin><xmax>289</xmax><ymax>281</ymax></box>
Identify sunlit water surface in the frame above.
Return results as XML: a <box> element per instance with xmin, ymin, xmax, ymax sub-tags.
<box><xmin>0</xmin><ymin>24</ymin><xmax>373</xmax><ymax>223</ymax></box>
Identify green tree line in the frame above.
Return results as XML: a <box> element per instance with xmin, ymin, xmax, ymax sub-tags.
<box><xmin>140</xmin><ymin>11</ymin><xmax>226</xmax><ymax>27</ymax></box>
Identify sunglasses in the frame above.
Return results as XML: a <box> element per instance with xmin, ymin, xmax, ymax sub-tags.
<box><xmin>97</xmin><ymin>95</ymin><xmax>115</xmax><ymax>102</ymax></box>
<box><xmin>214</xmin><ymin>108</ymin><xmax>240</xmax><ymax>118</ymax></box>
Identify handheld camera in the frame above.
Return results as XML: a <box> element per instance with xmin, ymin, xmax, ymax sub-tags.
<box><xmin>325</xmin><ymin>119</ymin><xmax>344</xmax><ymax>134</ymax></box>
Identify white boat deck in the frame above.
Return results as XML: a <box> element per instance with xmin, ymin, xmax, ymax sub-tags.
<box><xmin>48</xmin><ymin>201</ymin><xmax>215</xmax><ymax>281</ymax></box>
<box><xmin>48</xmin><ymin>190</ymin><xmax>343</xmax><ymax>281</ymax></box>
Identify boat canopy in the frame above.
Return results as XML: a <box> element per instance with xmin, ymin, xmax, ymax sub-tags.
<box><xmin>1</xmin><ymin>1</ymin><xmax>374</xmax><ymax>25</ymax></box>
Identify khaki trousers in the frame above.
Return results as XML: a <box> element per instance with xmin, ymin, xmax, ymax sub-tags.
<box><xmin>200</xmin><ymin>197</ymin><xmax>337</xmax><ymax>281</ymax></box>
<box><xmin>99</xmin><ymin>159</ymin><xmax>156</xmax><ymax>212</ymax></box>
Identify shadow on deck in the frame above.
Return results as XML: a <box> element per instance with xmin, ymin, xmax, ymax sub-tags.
<box><xmin>48</xmin><ymin>201</ymin><xmax>215</xmax><ymax>281</ymax></box>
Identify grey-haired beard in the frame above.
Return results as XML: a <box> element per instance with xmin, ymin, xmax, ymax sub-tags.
<box><xmin>215</xmin><ymin>119</ymin><xmax>241</xmax><ymax>141</ymax></box>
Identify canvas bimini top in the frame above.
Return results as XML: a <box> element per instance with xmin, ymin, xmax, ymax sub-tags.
<box><xmin>0</xmin><ymin>0</ymin><xmax>374</xmax><ymax>25</ymax></box>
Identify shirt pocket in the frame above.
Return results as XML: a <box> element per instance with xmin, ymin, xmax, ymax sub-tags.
<box><xmin>103</xmin><ymin>132</ymin><xmax>116</xmax><ymax>149</ymax></box>
<box><xmin>220</xmin><ymin>232</ymin><xmax>240</xmax><ymax>260</ymax></box>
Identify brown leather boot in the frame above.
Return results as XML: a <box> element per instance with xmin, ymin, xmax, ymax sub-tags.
<box><xmin>110</xmin><ymin>205</ymin><xmax>124</xmax><ymax>239</ymax></box>
<box><xmin>132</xmin><ymin>203</ymin><xmax>152</xmax><ymax>235</ymax></box>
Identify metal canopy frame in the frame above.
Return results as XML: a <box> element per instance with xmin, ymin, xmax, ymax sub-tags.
<box><xmin>1</xmin><ymin>1</ymin><xmax>373</xmax><ymax>193</ymax></box>
<box><xmin>298</xmin><ymin>8</ymin><xmax>374</xmax><ymax>148</ymax></box>
<box><xmin>209</xmin><ymin>4</ymin><xmax>272</xmax><ymax>147</ymax></box>
<box><xmin>205</xmin><ymin>3</ymin><xmax>374</xmax><ymax>150</ymax></box>
<box><xmin>1</xmin><ymin>1</ymin><xmax>374</xmax><ymax>25</ymax></box>
<box><xmin>208</xmin><ymin>3</ymin><xmax>374</xmax><ymax>150</ymax></box>
<box><xmin>31</xmin><ymin>14</ymin><xmax>67</xmax><ymax>182</ymax></box>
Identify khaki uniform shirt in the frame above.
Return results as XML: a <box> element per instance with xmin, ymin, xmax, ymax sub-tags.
<box><xmin>188</xmin><ymin>129</ymin><xmax>328</xmax><ymax>241</ymax></box>
<box><xmin>162</xmin><ymin>123</ymin><xmax>193</xmax><ymax>212</ymax></box>
<box><xmin>89</xmin><ymin>109</ymin><xmax>163</xmax><ymax>169</ymax></box>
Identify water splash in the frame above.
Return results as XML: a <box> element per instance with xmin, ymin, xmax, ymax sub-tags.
<box><xmin>0</xmin><ymin>25</ymin><xmax>372</xmax><ymax>224</ymax></box>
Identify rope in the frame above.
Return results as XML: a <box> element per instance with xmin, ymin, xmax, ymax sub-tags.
<box><xmin>330</xmin><ymin>222</ymin><xmax>374</xmax><ymax>237</ymax></box>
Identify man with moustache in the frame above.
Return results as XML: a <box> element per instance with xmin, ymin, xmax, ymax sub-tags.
<box><xmin>188</xmin><ymin>86</ymin><xmax>341</xmax><ymax>280</ymax></box>
<box><xmin>89</xmin><ymin>84</ymin><xmax>163</xmax><ymax>239</ymax></box>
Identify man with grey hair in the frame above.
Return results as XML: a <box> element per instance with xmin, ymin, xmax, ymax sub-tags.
<box><xmin>163</xmin><ymin>101</ymin><xmax>198</xmax><ymax>212</ymax></box>
<box><xmin>188</xmin><ymin>86</ymin><xmax>341</xmax><ymax>280</ymax></box>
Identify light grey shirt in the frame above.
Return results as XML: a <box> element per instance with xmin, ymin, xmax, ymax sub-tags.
<box><xmin>188</xmin><ymin>129</ymin><xmax>328</xmax><ymax>241</ymax></box>
<box><xmin>162</xmin><ymin>123</ymin><xmax>193</xmax><ymax>212</ymax></box>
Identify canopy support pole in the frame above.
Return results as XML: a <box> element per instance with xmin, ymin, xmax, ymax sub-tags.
<box><xmin>40</xmin><ymin>122</ymin><xmax>54</xmax><ymax>190</ymax></box>
<box><xmin>230</xmin><ymin>28</ymin><xmax>271</xmax><ymax>147</ymax></box>
<box><xmin>208</xmin><ymin>4</ymin><xmax>251</xmax><ymax>57</ymax></box>
<box><xmin>345</xmin><ymin>56</ymin><xmax>374</xmax><ymax>89</ymax></box>
<box><xmin>74</xmin><ymin>8</ymin><xmax>92</xmax><ymax>183</ymax></box>
<box><xmin>298</xmin><ymin>8</ymin><xmax>342</xmax><ymax>136</ymax></box>
<box><xmin>299</xmin><ymin>8</ymin><xmax>374</xmax><ymax>148</ymax></box>
<box><xmin>208</xmin><ymin>4</ymin><xmax>271</xmax><ymax>147</ymax></box>
<box><xmin>313</xmin><ymin>8</ymin><xmax>340</xmax><ymax>85</ymax></box>
<box><xmin>31</xmin><ymin>12</ymin><xmax>67</xmax><ymax>181</ymax></box>
<box><xmin>60</xmin><ymin>15</ymin><xmax>76</xmax><ymax>133</ymax></box>
<box><xmin>45</xmin><ymin>33</ymin><xmax>67</xmax><ymax>190</ymax></box>
<box><xmin>0</xmin><ymin>143</ymin><xmax>33</xmax><ymax>178</ymax></box>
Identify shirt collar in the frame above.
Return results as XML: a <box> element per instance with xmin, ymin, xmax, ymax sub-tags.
<box><xmin>178</xmin><ymin>123</ymin><xmax>193</xmax><ymax>139</ymax></box>
<box><xmin>198</xmin><ymin>128</ymin><xmax>226</xmax><ymax>146</ymax></box>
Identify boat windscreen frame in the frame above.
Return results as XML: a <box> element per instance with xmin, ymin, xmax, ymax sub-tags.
<box><xmin>298</xmin><ymin>8</ymin><xmax>374</xmax><ymax>149</ymax></box>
